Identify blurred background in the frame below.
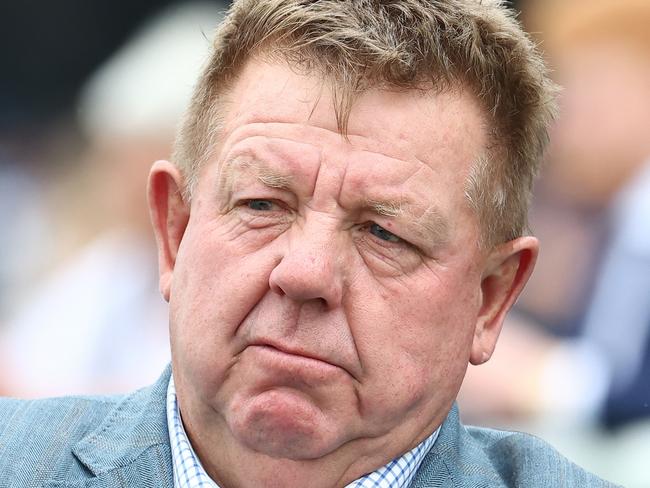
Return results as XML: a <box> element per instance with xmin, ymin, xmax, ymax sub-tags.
<box><xmin>0</xmin><ymin>0</ymin><xmax>228</xmax><ymax>394</ymax></box>
<box><xmin>0</xmin><ymin>0</ymin><xmax>648</xmax><ymax>486</ymax></box>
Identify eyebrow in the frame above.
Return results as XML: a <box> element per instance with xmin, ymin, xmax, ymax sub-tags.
<box><xmin>367</xmin><ymin>199</ymin><xmax>402</xmax><ymax>218</ymax></box>
<box><xmin>366</xmin><ymin>198</ymin><xmax>451</xmax><ymax>245</ymax></box>
<box><xmin>217</xmin><ymin>155</ymin><xmax>294</xmax><ymax>198</ymax></box>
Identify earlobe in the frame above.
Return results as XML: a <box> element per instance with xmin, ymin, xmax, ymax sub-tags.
<box><xmin>147</xmin><ymin>160</ymin><xmax>190</xmax><ymax>302</ymax></box>
<box><xmin>470</xmin><ymin>236</ymin><xmax>538</xmax><ymax>365</ymax></box>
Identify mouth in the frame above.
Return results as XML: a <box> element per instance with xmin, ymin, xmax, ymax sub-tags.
<box><xmin>245</xmin><ymin>341</ymin><xmax>348</xmax><ymax>377</ymax></box>
<box><xmin>241</xmin><ymin>337</ymin><xmax>362</xmax><ymax>382</ymax></box>
<box><xmin>250</xmin><ymin>342</ymin><xmax>335</xmax><ymax>366</ymax></box>
<box><xmin>239</xmin><ymin>344</ymin><xmax>349</xmax><ymax>391</ymax></box>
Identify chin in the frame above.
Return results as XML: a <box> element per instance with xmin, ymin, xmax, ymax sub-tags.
<box><xmin>227</xmin><ymin>388</ymin><xmax>346</xmax><ymax>460</ymax></box>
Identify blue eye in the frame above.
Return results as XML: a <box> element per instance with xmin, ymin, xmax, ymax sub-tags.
<box><xmin>247</xmin><ymin>199</ymin><xmax>274</xmax><ymax>211</ymax></box>
<box><xmin>370</xmin><ymin>223</ymin><xmax>401</xmax><ymax>243</ymax></box>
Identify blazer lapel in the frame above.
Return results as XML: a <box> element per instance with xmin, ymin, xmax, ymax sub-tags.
<box><xmin>44</xmin><ymin>366</ymin><xmax>174</xmax><ymax>488</ymax></box>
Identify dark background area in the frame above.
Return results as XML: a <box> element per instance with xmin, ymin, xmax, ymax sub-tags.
<box><xmin>1</xmin><ymin>0</ymin><xmax>178</xmax><ymax>131</ymax></box>
<box><xmin>0</xmin><ymin>0</ymin><xmax>522</xmax><ymax>136</ymax></box>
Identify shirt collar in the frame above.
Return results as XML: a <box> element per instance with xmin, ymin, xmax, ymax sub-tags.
<box><xmin>167</xmin><ymin>375</ymin><xmax>439</xmax><ymax>488</ymax></box>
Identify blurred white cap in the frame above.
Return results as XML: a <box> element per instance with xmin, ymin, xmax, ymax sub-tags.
<box><xmin>78</xmin><ymin>1</ymin><xmax>226</xmax><ymax>139</ymax></box>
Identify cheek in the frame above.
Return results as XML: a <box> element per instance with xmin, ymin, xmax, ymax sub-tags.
<box><xmin>169</xmin><ymin>222</ymin><xmax>281</xmax><ymax>391</ymax></box>
<box><xmin>350</xmin><ymin>268</ymin><xmax>479</xmax><ymax>422</ymax></box>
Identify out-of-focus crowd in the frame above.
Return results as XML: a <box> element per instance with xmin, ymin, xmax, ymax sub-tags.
<box><xmin>0</xmin><ymin>0</ymin><xmax>648</xmax><ymax>486</ymax></box>
<box><xmin>0</xmin><ymin>1</ymin><xmax>229</xmax><ymax>395</ymax></box>
<box><xmin>459</xmin><ymin>1</ymin><xmax>650</xmax><ymax>485</ymax></box>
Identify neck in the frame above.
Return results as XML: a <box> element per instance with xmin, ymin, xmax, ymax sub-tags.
<box><xmin>187</xmin><ymin>421</ymin><xmax>389</xmax><ymax>488</ymax></box>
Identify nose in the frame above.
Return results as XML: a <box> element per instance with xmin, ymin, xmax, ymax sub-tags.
<box><xmin>268</xmin><ymin>216</ymin><xmax>344</xmax><ymax>309</ymax></box>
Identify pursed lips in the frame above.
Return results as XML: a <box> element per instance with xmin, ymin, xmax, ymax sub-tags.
<box><xmin>246</xmin><ymin>339</ymin><xmax>361</xmax><ymax>381</ymax></box>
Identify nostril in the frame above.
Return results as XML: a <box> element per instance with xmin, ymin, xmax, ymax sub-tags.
<box><xmin>269</xmin><ymin>274</ymin><xmax>286</xmax><ymax>296</ymax></box>
<box><xmin>270</xmin><ymin>284</ymin><xmax>285</xmax><ymax>296</ymax></box>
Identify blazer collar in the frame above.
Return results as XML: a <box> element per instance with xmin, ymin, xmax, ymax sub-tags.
<box><xmin>411</xmin><ymin>403</ymin><xmax>506</xmax><ymax>488</ymax></box>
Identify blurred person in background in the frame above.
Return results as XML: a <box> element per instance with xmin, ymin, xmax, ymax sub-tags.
<box><xmin>0</xmin><ymin>0</ymin><xmax>190</xmax><ymax>326</ymax></box>
<box><xmin>459</xmin><ymin>0</ymin><xmax>650</xmax><ymax>485</ymax></box>
<box><xmin>0</xmin><ymin>135</ymin><xmax>62</xmax><ymax>395</ymax></box>
<box><xmin>0</xmin><ymin>1</ymin><xmax>226</xmax><ymax>397</ymax></box>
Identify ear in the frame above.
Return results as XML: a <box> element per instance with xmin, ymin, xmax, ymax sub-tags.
<box><xmin>470</xmin><ymin>236</ymin><xmax>538</xmax><ymax>365</ymax></box>
<box><xmin>147</xmin><ymin>160</ymin><xmax>190</xmax><ymax>302</ymax></box>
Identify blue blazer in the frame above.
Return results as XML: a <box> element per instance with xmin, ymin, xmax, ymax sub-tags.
<box><xmin>0</xmin><ymin>366</ymin><xmax>617</xmax><ymax>487</ymax></box>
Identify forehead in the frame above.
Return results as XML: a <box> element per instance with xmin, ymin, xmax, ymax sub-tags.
<box><xmin>219</xmin><ymin>59</ymin><xmax>486</xmax><ymax>162</ymax></box>
<box><xmin>207</xmin><ymin>59</ymin><xmax>487</xmax><ymax>219</ymax></box>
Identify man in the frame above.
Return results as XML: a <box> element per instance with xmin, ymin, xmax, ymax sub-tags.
<box><xmin>0</xmin><ymin>1</ymin><xmax>616</xmax><ymax>487</ymax></box>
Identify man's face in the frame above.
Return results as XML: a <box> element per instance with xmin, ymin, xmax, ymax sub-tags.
<box><xmin>153</xmin><ymin>59</ymin><xmax>511</xmax><ymax>468</ymax></box>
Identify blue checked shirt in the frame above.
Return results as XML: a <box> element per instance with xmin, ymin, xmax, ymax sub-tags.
<box><xmin>167</xmin><ymin>376</ymin><xmax>439</xmax><ymax>488</ymax></box>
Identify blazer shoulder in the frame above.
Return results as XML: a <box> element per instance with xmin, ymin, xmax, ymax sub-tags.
<box><xmin>465</xmin><ymin>425</ymin><xmax>621</xmax><ymax>487</ymax></box>
<box><xmin>0</xmin><ymin>367</ymin><xmax>173</xmax><ymax>488</ymax></box>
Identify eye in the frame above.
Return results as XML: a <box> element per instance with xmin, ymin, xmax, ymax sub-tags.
<box><xmin>369</xmin><ymin>223</ymin><xmax>402</xmax><ymax>243</ymax></box>
<box><xmin>246</xmin><ymin>199</ymin><xmax>275</xmax><ymax>211</ymax></box>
